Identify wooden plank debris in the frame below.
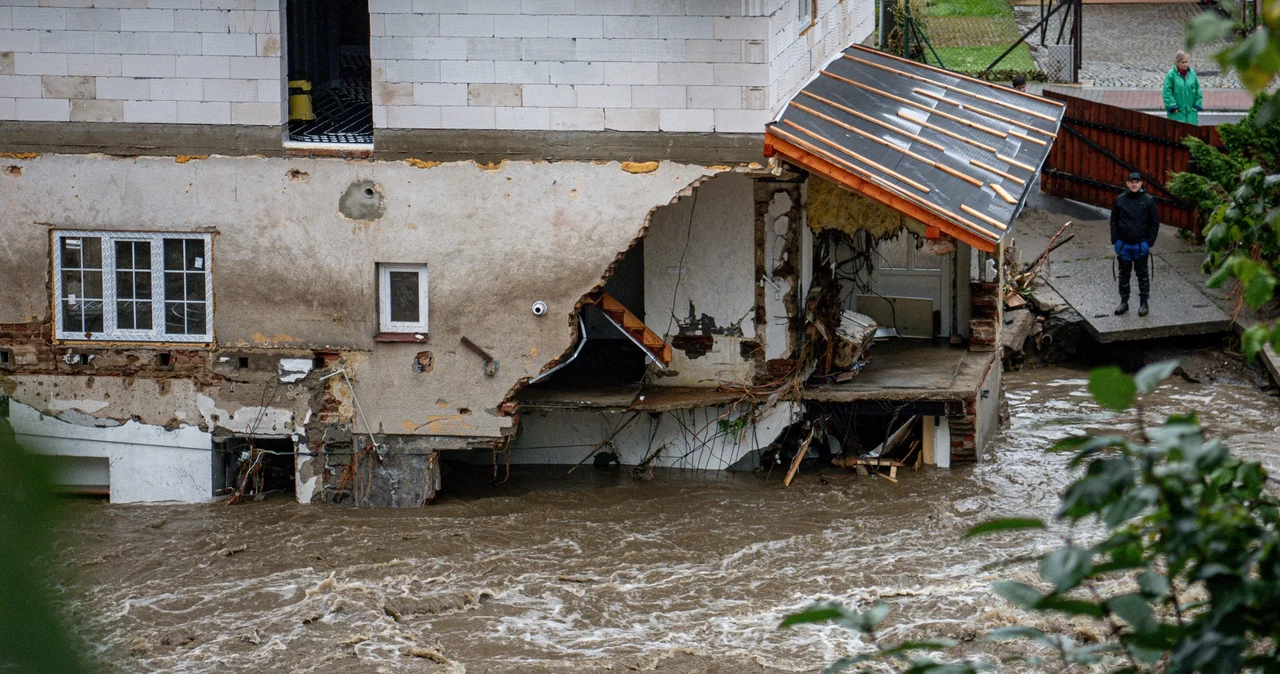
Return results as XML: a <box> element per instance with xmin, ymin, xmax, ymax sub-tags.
<box><xmin>783</xmin><ymin>425</ymin><xmax>817</xmax><ymax>487</ymax></box>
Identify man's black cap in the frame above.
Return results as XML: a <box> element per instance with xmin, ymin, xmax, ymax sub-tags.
<box><xmin>1128</xmin><ymin>171</ymin><xmax>1142</xmax><ymax>181</ymax></box>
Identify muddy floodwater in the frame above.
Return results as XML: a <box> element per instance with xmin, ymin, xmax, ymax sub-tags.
<box><xmin>52</xmin><ymin>365</ymin><xmax>1280</xmax><ymax>673</ymax></box>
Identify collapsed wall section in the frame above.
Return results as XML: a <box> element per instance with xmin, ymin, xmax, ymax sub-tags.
<box><xmin>0</xmin><ymin>153</ymin><xmax>724</xmax><ymax>503</ymax></box>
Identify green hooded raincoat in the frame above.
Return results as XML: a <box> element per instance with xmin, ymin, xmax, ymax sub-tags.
<box><xmin>1162</xmin><ymin>67</ymin><xmax>1202</xmax><ymax>125</ymax></box>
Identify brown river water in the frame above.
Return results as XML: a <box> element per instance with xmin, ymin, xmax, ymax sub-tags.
<box><xmin>50</xmin><ymin>364</ymin><xmax>1280</xmax><ymax>673</ymax></box>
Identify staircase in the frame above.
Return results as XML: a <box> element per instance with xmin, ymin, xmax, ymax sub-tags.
<box><xmin>584</xmin><ymin>290</ymin><xmax>673</xmax><ymax>366</ymax></box>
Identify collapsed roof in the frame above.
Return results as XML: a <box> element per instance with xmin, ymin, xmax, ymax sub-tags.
<box><xmin>765</xmin><ymin>44</ymin><xmax>1065</xmax><ymax>252</ymax></box>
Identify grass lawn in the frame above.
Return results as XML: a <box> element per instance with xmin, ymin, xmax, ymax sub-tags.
<box><xmin>922</xmin><ymin>0</ymin><xmax>1012</xmax><ymax>18</ymax></box>
<box><xmin>930</xmin><ymin>44</ymin><xmax>1035</xmax><ymax>72</ymax></box>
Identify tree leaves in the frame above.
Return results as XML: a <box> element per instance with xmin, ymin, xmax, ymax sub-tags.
<box><xmin>992</xmin><ymin>581</ymin><xmax>1044</xmax><ymax>609</ymax></box>
<box><xmin>1040</xmin><ymin>546</ymin><xmax>1094</xmax><ymax>593</ymax></box>
<box><xmin>1134</xmin><ymin>360</ymin><xmax>1178</xmax><ymax>394</ymax></box>
<box><xmin>1057</xmin><ymin>457</ymin><xmax>1135</xmax><ymax>521</ymax></box>
<box><xmin>0</xmin><ymin>421</ymin><xmax>89</xmax><ymax>674</ymax></box>
<box><xmin>779</xmin><ymin>605</ymin><xmax>845</xmax><ymax>628</ymax></box>
<box><xmin>779</xmin><ymin>601</ymin><xmax>890</xmax><ymax>634</ymax></box>
<box><xmin>965</xmin><ymin>518</ymin><xmax>1047</xmax><ymax>538</ymax></box>
<box><xmin>1089</xmin><ymin>366</ymin><xmax>1136</xmax><ymax>412</ymax></box>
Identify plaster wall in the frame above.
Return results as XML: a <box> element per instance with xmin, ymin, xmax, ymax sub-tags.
<box><xmin>643</xmin><ymin>171</ymin><xmax>757</xmax><ymax>386</ymax></box>
<box><xmin>0</xmin><ymin>153</ymin><xmax>717</xmax><ymax>439</ymax></box>
<box><xmin>762</xmin><ymin>187</ymin><xmax>796</xmax><ymax>359</ymax></box>
<box><xmin>10</xmin><ymin>398</ymin><xmax>213</xmax><ymax>503</ymax></box>
<box><xmin>974</xmin><ymin>355</ymin><xmax>1001</xmax><ymax>460</ymax></box>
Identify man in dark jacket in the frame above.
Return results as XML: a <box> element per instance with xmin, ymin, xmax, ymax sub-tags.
<box><xmin>1111</xmin><ymin>171</ymin><xmax>1160</xmax><ymax>316</ymax></box>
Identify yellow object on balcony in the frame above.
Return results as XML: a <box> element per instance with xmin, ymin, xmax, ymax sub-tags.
<box><xmin>288</xmin><ymin>79</ymin><xmax>314</xmax><ymax>122</ymax></box>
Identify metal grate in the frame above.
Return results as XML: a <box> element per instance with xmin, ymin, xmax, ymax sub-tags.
<box><xmin>288</xmin><ymin>47</ymin><xmax>373</xmax><ymax>145</ymax></box>
<box><xmin>1040</xmin><ymin>44</ymin><xmax>1074</xmax><ymax>83</ymax></box>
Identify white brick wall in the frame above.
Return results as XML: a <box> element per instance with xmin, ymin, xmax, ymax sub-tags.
<box><xmin>0</xmin><ymin>0</ymin><xmax>282</xmax><ymax>125</ymax></box>
<box><xmin>373</xmin><ymin>0</ymin><xmax>793</xmax><ymax>134</ymax></box>
<box><xmin>769</xmin><ymin>0</ymin><xmax>875</xmax><ymax>111</ymax></box>
<box><xmin>0</xmin><ymin>0</ymin><xmax>874</xmax><ymax>135</ymax></box>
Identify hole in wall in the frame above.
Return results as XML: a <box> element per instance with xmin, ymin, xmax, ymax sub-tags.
<box><xmin>238</xmin><ymin>357</ymin><xmax>250</xmax><ymax>369</ymax></box>
<box><xmin>0</xmin><ymin>348</ymin><xmax>12</xmax><ymax>369</ymax></box>
<box><xmin>213</xmin><ymin>436</ymin><xmax>296</xmax><ymax>500</ymax></box>
<box><xmin>156</xmin><ymin>352</ymin><xmax>173</xmax><ymax>369</ymax></box>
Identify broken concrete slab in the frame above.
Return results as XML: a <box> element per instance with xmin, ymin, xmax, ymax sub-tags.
<box><xmin>1044</xmin><ymin>255</ymin><xmax>1230</xmax><ymax>343</ymax></box>
<box><xmin>1263</xmin><ymin>345</ymin><xmax>1280</xmax><ymax>386</ymax></box>
<box><xmin>1027</xmin><ymin>277</ymin><xmax>1069</xmax><ymax>313</ymax></box>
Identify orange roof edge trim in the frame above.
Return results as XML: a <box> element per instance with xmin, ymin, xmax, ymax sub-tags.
<box><xmin>764</xmin><ymin>130</ymin><xmax>1000</xmax><ymax>253</ymax></box>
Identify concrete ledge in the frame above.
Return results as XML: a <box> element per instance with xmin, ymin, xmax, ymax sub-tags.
<box><xmin>373</xmin><ymin>129</ymin><xmax>767</xmax><ymax>164</ymax></box>
<box><xmin>1045</xmin><ymin>256</ymin><xmax>1231</xmax><ymax>343</ymax></box>
<box><xmin>0</xmin><ymin>123</ymin><xmax>767</xmax><ymax>164</ymax></box>
<box><xmin>0</xmin><ymin>121</ymin><xmax>284</xmax><ymax>156</ymax></box>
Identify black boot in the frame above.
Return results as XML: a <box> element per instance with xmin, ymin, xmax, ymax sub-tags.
<box><xmin>1115</xmin><ymin>300</ymin><xmax>1129</xmax><ymax>315</ymax></box>
<box><xmin>1138</xmin><ymin>301</ymin><xmax>1149</xmax><ymax>317</ymax></box>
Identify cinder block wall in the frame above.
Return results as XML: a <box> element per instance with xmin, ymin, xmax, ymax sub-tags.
<box><xmin>0</xmin><ymin>1</ymin><xmax>285</xmax><ymax>125</ymax></box>
<box><xmin>769</xmin><ymin>0</ymin><xmax>874</xmax><ymax>111</ymax></box>
<box><xmin>370</xmin><ymin>0</ymin><xmax>784</xmax><ymax>133</ymax></box>
<box><xmin>0</xmin><ymin>0</ymin><xmax>874</xmax><ymax>133</ymax></box>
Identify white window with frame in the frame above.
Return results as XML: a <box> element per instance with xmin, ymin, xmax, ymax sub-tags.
<box><xmin>378</xmin><ymin>263</ymin><xmax>429</xmax><ymax>334</ymax></box>
<box><xmin>799</xmin><ymin>0</ymin><xmax>815</xmax><ymax>26</ymax></box>
<box><xmin>53</xmin><ymin>231</ymin><xmax>213</xmax><ymax>343</ymax></box>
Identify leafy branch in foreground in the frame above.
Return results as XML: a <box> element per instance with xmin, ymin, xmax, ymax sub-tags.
<box><xmin>0</xmin><ymin>417</ymin><xmax>88</xmax><ymax>674</ymax></box>
<box><xmin>968</xmin><ymin>360</ymin><xmax>1280</xmax><ymax>672</ymax></box>
<box><xmin>782</xmin><ymin>361</ymin><xmax>1280</xmax><ymax>672</ymax></box>
<box><xmin>780</xmin><ymin>602</ymin><xmax>987</xmax><ymax>674</ymax></box>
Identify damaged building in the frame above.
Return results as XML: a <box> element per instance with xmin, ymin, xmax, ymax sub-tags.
<box><xmin>0</xmin><ymin>0</ymin><xmax>1060</xmax><ymax>505</ymax></box>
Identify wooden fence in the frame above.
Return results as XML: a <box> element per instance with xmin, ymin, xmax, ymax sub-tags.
<box><xmin>1040</xmin><ymin>90</ymin><xmax>1223</xmax><ymax>232</ymax></box>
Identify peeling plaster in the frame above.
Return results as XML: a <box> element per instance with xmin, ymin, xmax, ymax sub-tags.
<box><xmin>3</xmin><ymin>155</ymin><xmax>721</xmax><ymax>446</ymax></box>
<box><xmin>278</xmin><ymin>358</ymin><xmax>313</xmax><ymax>383</ymax></box>
<box><xmin>196</xmin><ymin>393</ymin><xmax>304</xmax><ymax>437</ymax></box>
<box><xmin>46</xmin><ymin>396</ymin><xmax>109</xmax><ymax>414</ymax></box>
<box><xmin>11</xmin><ymin>399</ymin><xmax>213</xmax><ymax>503</ymax></box>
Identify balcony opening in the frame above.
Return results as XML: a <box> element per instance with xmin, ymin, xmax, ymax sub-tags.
<box><xmin>285</xmin><ymin>0</ymin><xmax>372</xmax><ymax>146</ymax></box>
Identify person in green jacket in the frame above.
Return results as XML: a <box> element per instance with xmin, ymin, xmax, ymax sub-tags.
<box><xmin>1163</xmin><ymin>50</ymin><xmax>1203</xmax><ymax>124</ymax></box>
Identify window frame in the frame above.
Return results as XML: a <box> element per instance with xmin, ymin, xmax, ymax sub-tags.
<box><xmin>52</xmin><ymin>230</ymin><xmax>214</xmax><ymax>344</ymax></box>
<box><xmin>799</xmin><ymin>0</ymin><xmax>817</xmax><ymax>29</ymax></box>
<box><xmin>875</xmin><ymin>230</ymin><xmax>944</xmax><ymax>273</ymax></box>
<box><xmin>377</xmin><ymin>263</ymin><xmax>429</xmax><ymax>335</ymax></box>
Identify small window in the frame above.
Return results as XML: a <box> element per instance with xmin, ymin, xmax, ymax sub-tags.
<box><xmin>378</xmin><ymin>263</ymin><xmax>429</xmax><ymax>334</ymax></box>
<box><xmin>799</xmin><ymin>0</ymin><xmax>816</xmax><ymax>26</ymax></box>
<box><xmin>53</xmin><ymin>231</ymin><xmax>213</xmax><ymax>343</ymax></box>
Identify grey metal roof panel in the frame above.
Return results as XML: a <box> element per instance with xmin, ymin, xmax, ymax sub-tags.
<box><xmin>767</xmin><ymin>44</ymin><xmax>1065</xmax><ymax>247</ymax></box>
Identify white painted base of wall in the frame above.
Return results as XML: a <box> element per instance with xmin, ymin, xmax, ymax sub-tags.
<box><xmin>9</xmin><ymin>400</ymin><xmax>213</xmax><ymax>504</ymax></box>
<box><xmin>934</xmin><ymin>416</ymin><xmax>951</xmax><ymax>468</ymax></box>
<box><xmin>923</xmin><ymin>415</ymin><xmax>951</xmax><ymax>467</ymax></box>
<box><xmin>508</xmin><ymin>402</ymin><xmax>801</xmax><ymax>470</ymax></box>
